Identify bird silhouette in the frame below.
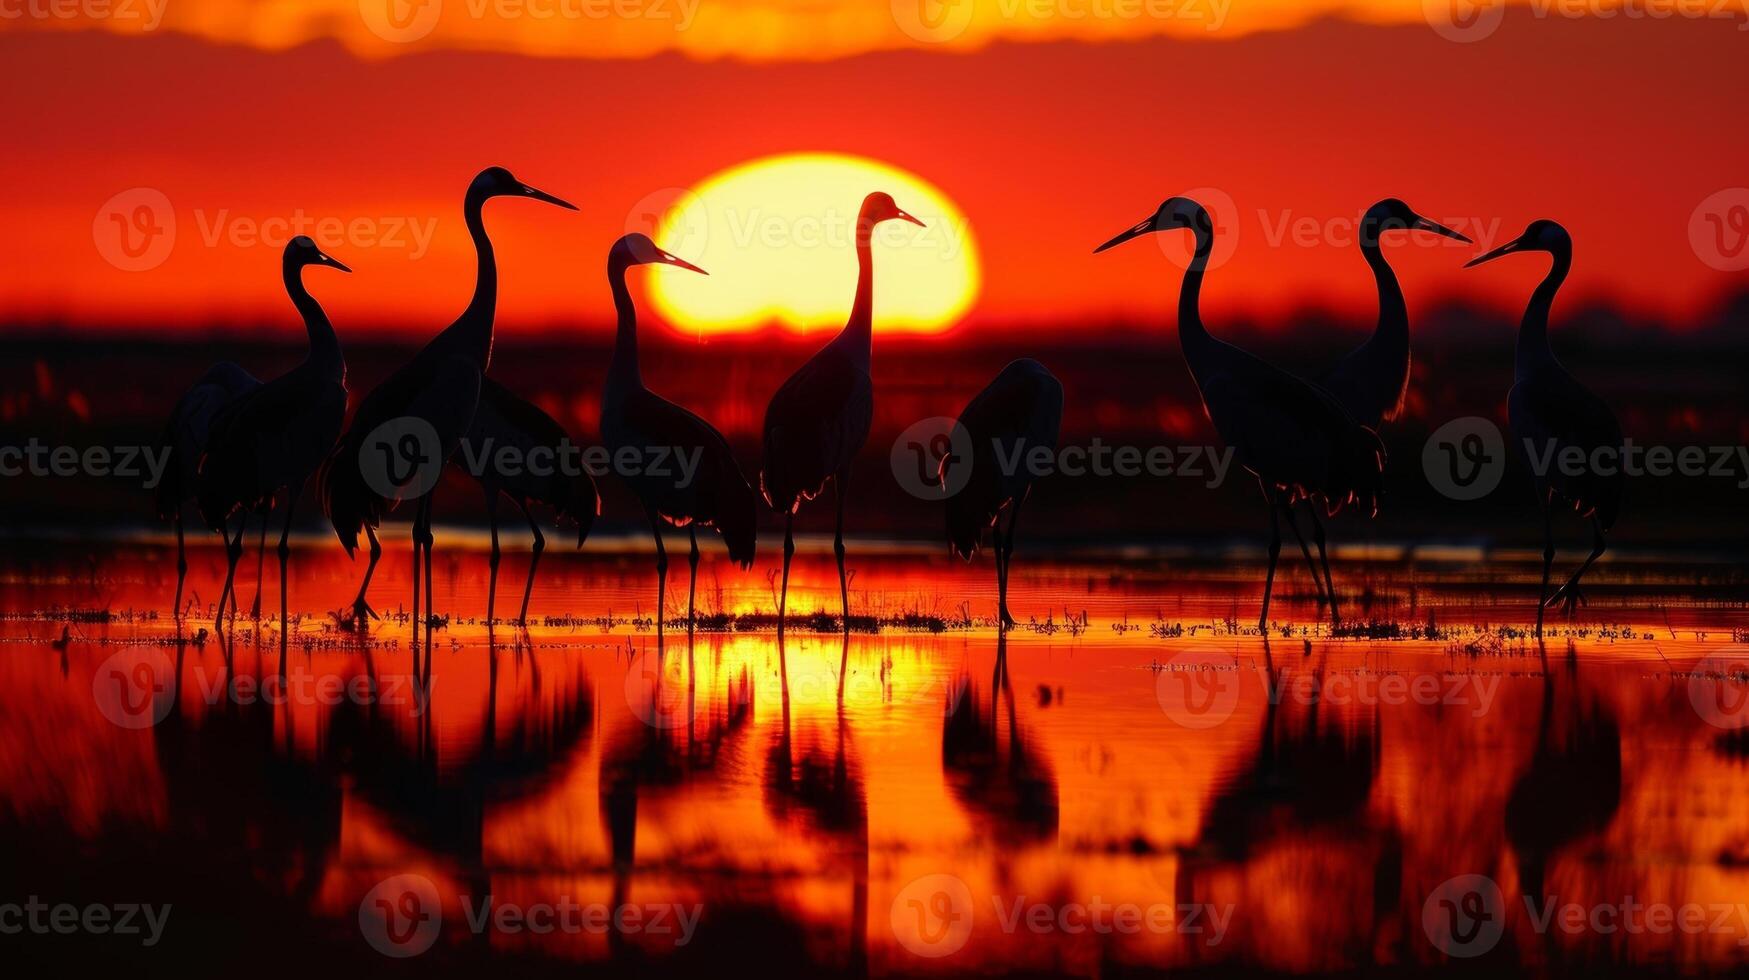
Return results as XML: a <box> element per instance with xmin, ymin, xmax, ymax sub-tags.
<box><xmin>196</xmin><ymin>236</ymin><xmax>351</xmax><ymax>634</ymax></box>
<box><xmin>598</xmin><ymin>233</ymin><xmax>756</xmax><ymax>640</ymax></box>
<box><xmin>1467</xmin><ymin>220</ymin><xmax>1623</xmax><ymax>637</ymax></box>
<box><xmin>941</xmin><ymin>358</ymin><xmax>1063</xmax><ymax>631</ymax></box>
<box><xmin>761</xmin><ymin>192</ymin><xmax>923</xmax><ymax>636</ymax></box>
<box><xmin>1096</xmin><ymin>197</ymin><xmax>1384</xmax><ymax>631</ymax></box>
<box><xmin>319</xmin><ymin>167</ymin><xmax>575</xmax><ymax>643</ymax></box>
<box><xmin>158</xmin><ymin>362</ymin><xmax>259</xmax><ymax>619</ymax></box>
<box><xmin>467</xmin><ymin>377</ymin><xmax>599</xmax><ymax>628</ymax></box>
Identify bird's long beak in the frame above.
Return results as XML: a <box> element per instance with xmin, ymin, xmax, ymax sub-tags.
<box><xmin>318</xmin><ymin>252</ymin><xmax>352</xmax><ymax>273</ymax></box>
<box><xmin>520</xmin><ymin>182</ymin><xmax>579</xmax><ymax>211</ymax></box>
<box><xmin>895</xmin><ymin>208</ymin><xmax>925</xmax><ymax>228</ymax></box>
<box><xmin>1412</xmin><ymin>214</ymin><xmax>1471</xmax><ymax>244</ymax></box>
<box><xmin>659</xmin><ymin>250</ymin><xmax>708</xmax><ymax>275</ymax></box>
<box><xmin>1093</xmin><ymin>217</ymin><xmax>1155</xmax><ymax>254</ymax></box>
<box><xmin>1464</xmin><ymin>234</ymin><xmax>1524</xmax><ymax>268</ymax></box>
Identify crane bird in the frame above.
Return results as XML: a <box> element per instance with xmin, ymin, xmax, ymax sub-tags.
<box><xmin>941</xmin><ymin>358</ymin><xmax>1064</xmax><ymax>631</ymax></box>
<box><xmin>195</xmin><ymin>236</ymin><xmax>351</xmax><ymax>633</ymax></box>
<box><xmin>598</xmin><ymin>234</ymin><xmax>757</xmax><ymax>639</ymax></box>
<box><xmin>158</xmin><ymin>363</ymin><xmax>259</xmax><ymax>619</ymax></box>
<box><xmin>468</xmin><ymin>377</ymin><xmax>599</xmax><ymax>627</ymax></box>
<box><xmin>320</xmin><ymin>167</ymin><xmax>575</xmax><ymax>644</ymax></box>
<box><xmin>1466</xmin><ymin>220</ymin><xmax>1623</xmax><ymax>638</ymax></box>
<box><xmin>1095</xmin><ymin>197</ymin><xmax>1384</xmax><ymax>632</ymax></box>
<box><xmin>761</xmin><ymin>192</ymin><xmax>923</xmax><ymax>636</ymax></box>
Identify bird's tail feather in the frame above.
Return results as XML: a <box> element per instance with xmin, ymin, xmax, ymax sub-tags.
<box><xmin>318</xmin><ymin>433</ymin><xmax>378</xmax><ymax>559</ymax></box>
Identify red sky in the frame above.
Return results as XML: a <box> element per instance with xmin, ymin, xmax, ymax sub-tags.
<box><xmin>2</xmin><ymin>6</ymin><xmax>1746</xmax><ymax>338</ymax></box>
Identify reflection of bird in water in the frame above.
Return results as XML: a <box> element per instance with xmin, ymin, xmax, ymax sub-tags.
<box><xmin>1504</xmin><ymin>663</ymin><xmax>1621</xmax><ymax>900</ymax></box>
<box><xmin>763</xmin><ymin>643</ymin><xmax>869</xmax><ymax>976</ymax></box>
<box><xmin>940</xmin><ymin>638</ymin><xmax>1058</xmax><ymax>845</ymax></box>
<box><xmin>468</xmin><ymin>377</ymin><xmax>599</xmax><ymax>627</ymax></box>
<box><xmin>1095</xmin><ymin>198</ymin><xmax>1384</xmax><ymax>629</ymax></box>
<box><xmin>942</xmin><ymin>359</ymin><xmax>1063</xmax><ymax>631</ymax></box>
<box><xmin>1466</xmin><ymin>221</ymin><xmax>1624</xmax><ymax>637</ymax></box>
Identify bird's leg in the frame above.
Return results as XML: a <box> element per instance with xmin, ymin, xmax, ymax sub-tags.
<box><xmin>994</xmin><ymin>517</ymin><xmax>1009</xmax><ymax>633</ymax></box>
<box><xmin>1535</xmin><ymin>489</ymin><xmax>1554</xmax><ymax>640</ymax></box>
<box><xmin>778</xmin><ymin>512</ymin><xmax>795</xmax><ymax>640</ymax></box>
<box><xmin>648</xmin><ymin>506</ymin><xmax>667</xmax><ymax>643</ymax></box>
<box><xmin>484</xmin><ymin>488</ymin><xmax>501</xmax><ymax>627</ymax></box>
<box><xmin>217</xmin><ymin>514</ymin><xmax>245</xmax><ymax>635</ymax></box>
<box><xmin>1303</xmin><ymin>500</ymin><xmax>1340</xmax><ymax>625</ymax></box>
<box><xmin>250</xmin><ymin>508</ymin><xmax>269</xmax><ymax>620</ymax></box>
<box><xmin>278</xmin><ymin>479</ymin><xmax>301</xmax><ymax>632</ymax></box>
<box><xmin>1278</xmin><ymin>497</ymin><xmax>1324</xmax><ymax>607</ymax></box>
<box><xmin>351</xmin><ymin>525</ymin><xmax>382</xmax><ymax>627</ymax></box>
<box><xmin>1258</xmin><ymin>486</ymin><xmax>1283</xmax><ymax>635</ymax></box>
<box><xmin>1547</xmin><ymin>517</ymin><xmax>1606</xmax><ymax>617</ymax></box>
<box><xmin>834</xmin><ymin>471</ymin><xmax>851</xmax><ymax>634</ymax></box>
<box><xmin>517</xmin><ymin>498</ymin><xmax>543</xmax><ymax>628</ymax></box>
<box><xmin>687</xmin><ymin>524</ymin><xmax>699</xmax><ymax>635</ymax></box>
<box><xmin>1000</xmin><ymin>498</ymin><xmax>1025</xmax><ymax>631</ymax></box>
<box><xmin>419</xmin><ymin>495</ymin><xmax>435</xmax><ymax>633</ymax></box>
<box><xmin>410</xmin><ymin>505</ymin><xmax>423</xmax><ymax>650</ymax></box>
<box><xmin>173</xmin><ymin>510</ymin><xmax>187</xmax><ymax>621</ymax></box>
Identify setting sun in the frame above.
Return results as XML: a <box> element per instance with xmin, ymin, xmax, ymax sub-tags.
<box><xmin>645</xmin><ymin>153</ymin><xmax>980</xmax><ymax>336</ymax></box>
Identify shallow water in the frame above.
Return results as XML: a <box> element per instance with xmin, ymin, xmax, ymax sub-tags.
<box><xmin>2</xmin><ymin>535</ymin><xmax>1747</xmax><ymax>977</ymax></box>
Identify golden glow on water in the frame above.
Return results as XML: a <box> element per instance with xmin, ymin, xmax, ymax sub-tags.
<box><xmin>3</xmin><ymin>541</ymin><xmax>1748</xmax><ymax>973</ymax></box>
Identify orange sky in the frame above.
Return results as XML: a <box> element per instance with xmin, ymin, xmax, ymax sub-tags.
<box><xmin>2</xmin><ymin>5</ymin><xmax>1747</xmax><ymax>337</ymax></box>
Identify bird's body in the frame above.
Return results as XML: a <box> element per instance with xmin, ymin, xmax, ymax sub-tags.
<box><xmin>1096</xmin><ymin>197</ymin><xmax>1383</xmax><ymax>630</ymax></box>
<box><xmin>1316</xmin><ymin>199</ymin><xmax>1471</xmax><ymax>430</ymax></box>
<box><xmin>195</xmin><ymin>237</ymin><xmax>351</xmax><ymax>632</ymax></box>
<box><xmin>320</xmin><ymin>167</ymin><xmax>575</xmax><ymax>638</ymax></box>
<box><xmin>943</xmin><ymin>358</ymin><xmax>1063</xmax><ymax>629</ymax></box>
<box><xmin>599</xmin><ymin>234</ymin><xmax>756</xmax><ymax>637</ymax></box>
<box><xmin>1469</xmin><ymin>219</ymin><xmax>1623</xmax><ymax>635</ymax></box>
<box><xmin>468</xmin><ymin>377</ymin><xmax>600</xmax><ymax>626</ymax></box>
<box><xmin>761</xmin><ymin>192</ymin><xmax>924</xmax><ymax>635</ymax></box>
<box><xmin>158</xmin><ymin>361</ymin><xmax>260</xmax><ymax>617</ymax></box>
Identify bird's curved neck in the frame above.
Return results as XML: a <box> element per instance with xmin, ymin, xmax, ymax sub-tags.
<box><xmin>1360</xmin><ymin>234</ymin><xmax>1408</xmax><ymax>353</ymax></box>
<box><xmin>1176</xmin><ymin>224</ymin><xmax>1215</xmax><ymax>356</ymax></box>
<box><xmin>283</xmin><ymin>260</ymin><xmax>342</xmax><ymax>378</ymax></box>
<box><xmin>607</xmin><ymin>257</ymin><xmax>641</xmax><ymax>390</ymax></box>
<box><xmin>1517</xmin><ymin>246</ymin><xmax>1570</xmax><ymax>378</ymax></box>
<box><xmin>454</xmin><ymin>189</ymin><xmax>497</xmax><ymax>370</ymax></box>
<box><xmin>835</xmin><ymin>219</ymin><xmax>876</xmax><ymax>372</ymax></box>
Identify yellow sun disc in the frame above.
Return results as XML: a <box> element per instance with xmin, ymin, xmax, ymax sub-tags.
<box><xmin>647</xmin><ymin>153</ymin><xmax>980</xmax><ymax>335</ymax></box>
